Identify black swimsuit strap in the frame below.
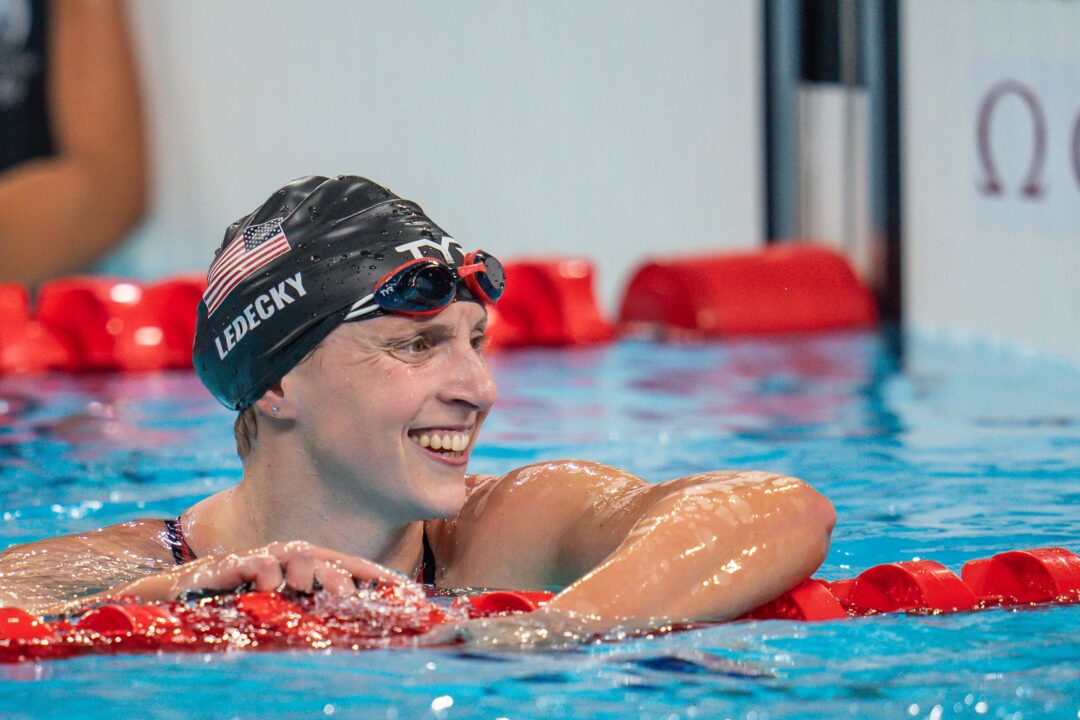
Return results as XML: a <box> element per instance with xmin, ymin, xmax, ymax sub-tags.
<box><xmin>420</xmin><ymin>525</ymin><xmax>436</xmax><ymax>585</ymax></box>
<box><xmin>164</xmin><ymin>518</ymin><xmax>197</xmax><ymax>565</ymax></box>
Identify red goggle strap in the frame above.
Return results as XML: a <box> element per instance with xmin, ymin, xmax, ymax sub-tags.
<box><xmin>461</xmin><ymin>251</ymin><xmax>500</xmax><ymax>305</ymax></box>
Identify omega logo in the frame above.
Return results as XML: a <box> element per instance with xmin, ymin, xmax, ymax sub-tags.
<box><xmin>976</xmin><ymin>79</ymin><xmax>1080</xmax><ymax>197</ymax></box>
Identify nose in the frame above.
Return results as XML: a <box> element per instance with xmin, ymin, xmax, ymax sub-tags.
<box><xmin>439</xmin><ymin>336</ymin><xmax>497</xmax><ymax>413</ymax></box>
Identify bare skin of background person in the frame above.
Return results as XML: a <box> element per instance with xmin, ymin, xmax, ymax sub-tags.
<box><xmin>0</xmin><ymin>0</ymin><xmax>146</xmax><ymax>283</ymax></box>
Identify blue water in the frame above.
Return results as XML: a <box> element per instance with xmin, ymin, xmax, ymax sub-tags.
<box><xmin>1</xmin><ymin>331</ymin><xmax>1078</xmax><ymax>719</ymax></box>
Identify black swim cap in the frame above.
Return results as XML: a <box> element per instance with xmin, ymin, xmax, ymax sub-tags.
<box><xmin>192</xmin><ymin>175</ymin><xmax>478</xmax><ymax>410</ymax></box>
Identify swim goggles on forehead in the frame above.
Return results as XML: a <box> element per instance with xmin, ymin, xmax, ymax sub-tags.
<box><xmin>345</xmin><ymin>250</ymin><xmax>505</xmax><ymax>321</ymax></box>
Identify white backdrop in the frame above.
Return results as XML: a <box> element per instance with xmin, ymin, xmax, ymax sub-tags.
<box><xmin>903</xmin><ymin>0</ymin><xmax>1080</xmax><ymax>363</ymax></box>
<box><xmin>104</xmin><ymin>0</ymin><xmax>763</xmax><ymax>314</ymax></box>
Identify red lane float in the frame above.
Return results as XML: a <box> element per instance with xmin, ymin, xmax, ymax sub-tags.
<box><xmin>0</xmin><ymin>247</ymin><xmax>887</xmax><ymax>370</ymax></box>
<box><xmin>488</xmin><ymin>260</ymin><xmax>614</xmax><ymax>348</ymax></box>
<box><xmin>465</xmin><ymin>590</ymin><xmax>554</xmax><ymax>617</ymax></box>
<box><xmin>0</xmin><ymin>259</ymin><xmax>618</xmax><ymax>373</ymax></box>
<box><xmin>961</xmin><ymin>547</ymin><xmax>1080</xmax><ymax>605</ymax></box>
<box><xmin>618</xmin><ymin>243</ymin><xmax>878</xmax><ymax>337</ymax></box>
<box><xmin>3</xmin><ymin>548</ymin><xmax>1076</xmax><ymax>662</ymax></box>
<box><xmin>36</xmin><ymin>276</ymin><xmax>206</xmax><ymax>371</ymax></box>
<box><xmin>0</xmin><ymin>283</ymin><xmax>75</xmax><ymax>373</ymax></box>
<box><xmin>741</xmin><ymin>579</ymin><xmax>848</xmax><ymax>622</ymax></box>
<box><xmin>835</xmin><ymin>560</ymin><xmax>979</xmax><ymax>614</ymax></box>
<box><xmin>749</xmin><ymin>547</ymin><xmax>1079</xmax><ymax>621</ymax></box>
<box><xmin>0</xmin><ymin>607</ymin><xmax>55</xmax><ymax>641</ymax></box>
<box><xmin>0</xmin><ymin>585</ymin><xmax>557</xmax><ymax>663</ymax></box>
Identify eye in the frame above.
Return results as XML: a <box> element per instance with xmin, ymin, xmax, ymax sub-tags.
<box><xmin>471</xmin><ymin>333</ymin><xmax>490</xmax><ymax>352</ymax></box>
<box><xmin>394</xmin><ymin>335</ymin><xmax>434</xmax><ymax>357</ymax></box>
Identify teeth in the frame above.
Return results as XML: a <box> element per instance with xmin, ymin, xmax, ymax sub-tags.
<box><xmin>409</xmin><ymin>430</ymin><xmax>470</xmax><ymax>454</ymax></box>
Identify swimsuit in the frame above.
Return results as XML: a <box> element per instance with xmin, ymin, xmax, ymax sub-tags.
<box><xmin>419</xmin><ymin>528</ymin><xmax>436</xmax><ymax>585</ymax></box>
<box><xmin>163</xmin><ymin>518</ymin><xmax>196</xmax><ymax>565</ymax></box>
<box><xmin>0</xmin><ymin>0</ymin><xmax>55</xmax><ymax>173</ymax></box>
<box><xmin>162</xmin><ymin>518</ymin><xmax>437</xmax><ymax>585</ymax></box>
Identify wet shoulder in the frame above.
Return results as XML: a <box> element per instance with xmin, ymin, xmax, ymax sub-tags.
<box><xmin>0</xmin><ymin>519</ymin><xmax>181</xmax><ymax>611</ymax></box>
<box><xmin>428</xmin><ymin>462</ymin><xmax>646</xmax><ymax>588</ymax></box>
<box><xmin>463</xmin><ymin>461</ymin><xmax>643</xmax><ymax>512</ymax></box>
<box><xmin>84</xmin><ymin>519</ymin><xmax>180</xmax><ymax>564</ymax></box>
<box><xmin>1</xmin><ymin>518</ymin><xmax>177</xmax><ymax>566</ymax></box>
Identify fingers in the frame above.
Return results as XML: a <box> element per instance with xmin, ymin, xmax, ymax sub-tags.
<box><xmin>244</xmin><ymin>554</ymin><xmax>285</xmax><ymax>592</ymax></box>
<box><xmin>274</xmin><ymin>542</ymin><xmax>398</xmax><ymax>594</ymax></box>
<box><xmin>282</xmin><ymin>547</ymin><xmax>316</xmax><ymax>593</ymax></box>
<box><xmin>314</xmin><ymin>560</ymin><xmax>355</xmax><ymax>595</ymax></box>
<box><xmin>417</xmin><ymin>615</ymin><xmax>563</xmax><ymax>650</ymax></box>
<box><xmin>269</xmin><ymin>542</ymin><xmax>410</xmax><ymax>587</ymax></box>
<box><xmin>417</xmin><ymin>621</ymin><xmax>468</xmax><ymax>647</ymax></box>
<box><xmin>175</xmin><ymin>553</ymin><xmax>276</xmax><ymax>595</ymax></box>
<box><xmin>115</xmin><ymin>568</ymin><xmax>186</xmax><ymax>603</ymax></box>
<box><xmin>127</xmin><ymin>540</ymin><xmax>415</xmax><ymax>602</ymax></box>
<box><xmin>310</xmin><ymin>550</ymin><xmax>409</xmax><ymax>585</ymax></box>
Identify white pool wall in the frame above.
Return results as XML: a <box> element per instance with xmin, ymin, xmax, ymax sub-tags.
<box><xmin>101</xmin><ymin>0</ymin><xmax>1080</xmax><ymax>366</ymax></box>
<box><xmin>902</xmin><ymin>0</ymin><xmax>1080</xmax><ymax>365</ymax></box>
<box><xmin>106</xmin><ymin>0</ymin><xmax>764</xmax><ymax>316</ymax></box>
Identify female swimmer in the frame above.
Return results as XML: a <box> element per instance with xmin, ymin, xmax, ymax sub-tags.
<box><xmin>0</xmin><ymin>176</ymin><xmax>835</xmax><ymax>636</ymax></box>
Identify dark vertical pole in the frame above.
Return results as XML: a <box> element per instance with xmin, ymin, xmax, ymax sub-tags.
<box><xmin>766</xmin><ymin>0</ymin><xmax>902</xmax><ymax>324</ymax></box>
<box><xmin>880</xmin><ymin>0</ymin><xmax>903</xmax><ymax>324</ymax></box>
<box><xmin>763</xmin><ymin>0</ymin><xmax>802</xmax><ymax>242</ymax></box>
<box><xmin>864</xmin><ymin>0</ymin><xmax>903</xmax><ymax>324</ymax></box>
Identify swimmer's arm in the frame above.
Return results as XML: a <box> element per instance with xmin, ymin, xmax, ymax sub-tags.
<box><xmin>0</xmin><ymin>0</ymin><xmax>146</xmax><ymax>283</ymax></box>
<box><xmin>491</xmin><ymin>462</ymin><xmax>835</xmax><ymax>630</ymax></box>
<box><xmin>0</xmin><ymin>521</ymin><xmax>174</xmax><ymax>615</ymax></box>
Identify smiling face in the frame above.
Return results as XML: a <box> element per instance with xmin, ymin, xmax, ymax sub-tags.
<box><xmin>277</xmin><ymin>302</ymin><xmax>497</xmax><ymax>523</ymax></box>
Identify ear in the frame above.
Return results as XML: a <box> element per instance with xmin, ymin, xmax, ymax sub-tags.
<box><xmin>252</xmin><ymin>382</ymin><xmax>294</xmax><ymax>420</ymax></box>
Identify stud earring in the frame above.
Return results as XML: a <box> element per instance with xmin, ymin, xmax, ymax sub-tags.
<box><xmin>271</xmin><ymin>406</ymin><xmax>280</xmax><ymax>416</ymax></box>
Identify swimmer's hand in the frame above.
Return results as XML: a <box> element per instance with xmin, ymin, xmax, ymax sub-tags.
<box><xmin>421</xmin><ymin>606</ymin><xmax>658</xmax><ymax>650</ymax></box>
<box><xmin>110</xmin><ymin>541</ymin><xmax>411</xmax><ymax>603</ymax></box>
<box><xmin>420</xmin><ymin>608</ymin><xmax>579</xmax><ymax>650</ymax></box>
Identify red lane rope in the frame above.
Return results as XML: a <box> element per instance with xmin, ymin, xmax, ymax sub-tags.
<box><xmin>1</xmin><ymin>246</ymin><xmax>881</xmax><ymax>372</ymax></box>
<box><xmin>0</xmin><ymin>260</ymin><xmax>616</xmax><ymax>373</ymax></box>
<box><xmin>2</xmin><ymin>547</ymin><xmax>1077</xmax><ymax>663</ymax></box>
<box><xmin>743</xmin><ymin>546</ymin><xmax>1080</xmax><ymax>622</ymax></box>
<box><xmin>0</xmin><ymin>585</ymin><xmax>556</xmax><ymax>663</ymax></box>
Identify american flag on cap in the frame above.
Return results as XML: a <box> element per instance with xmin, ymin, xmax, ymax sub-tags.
<box><xmin>203</xmin><ymin>217</ymin><xmax>291</xmax><ymax>315</ymax></box>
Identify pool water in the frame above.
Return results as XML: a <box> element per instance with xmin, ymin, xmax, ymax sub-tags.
<box><xmin>1</xmin><ymin>331</ymin><xmax>1078</xmax><ymax>719</ymax></box>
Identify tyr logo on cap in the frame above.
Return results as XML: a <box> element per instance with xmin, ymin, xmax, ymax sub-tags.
<box><xmin>394</xmin><ymin>236</ymin><xmax>465</xmax><ymax>263</ymax></box>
